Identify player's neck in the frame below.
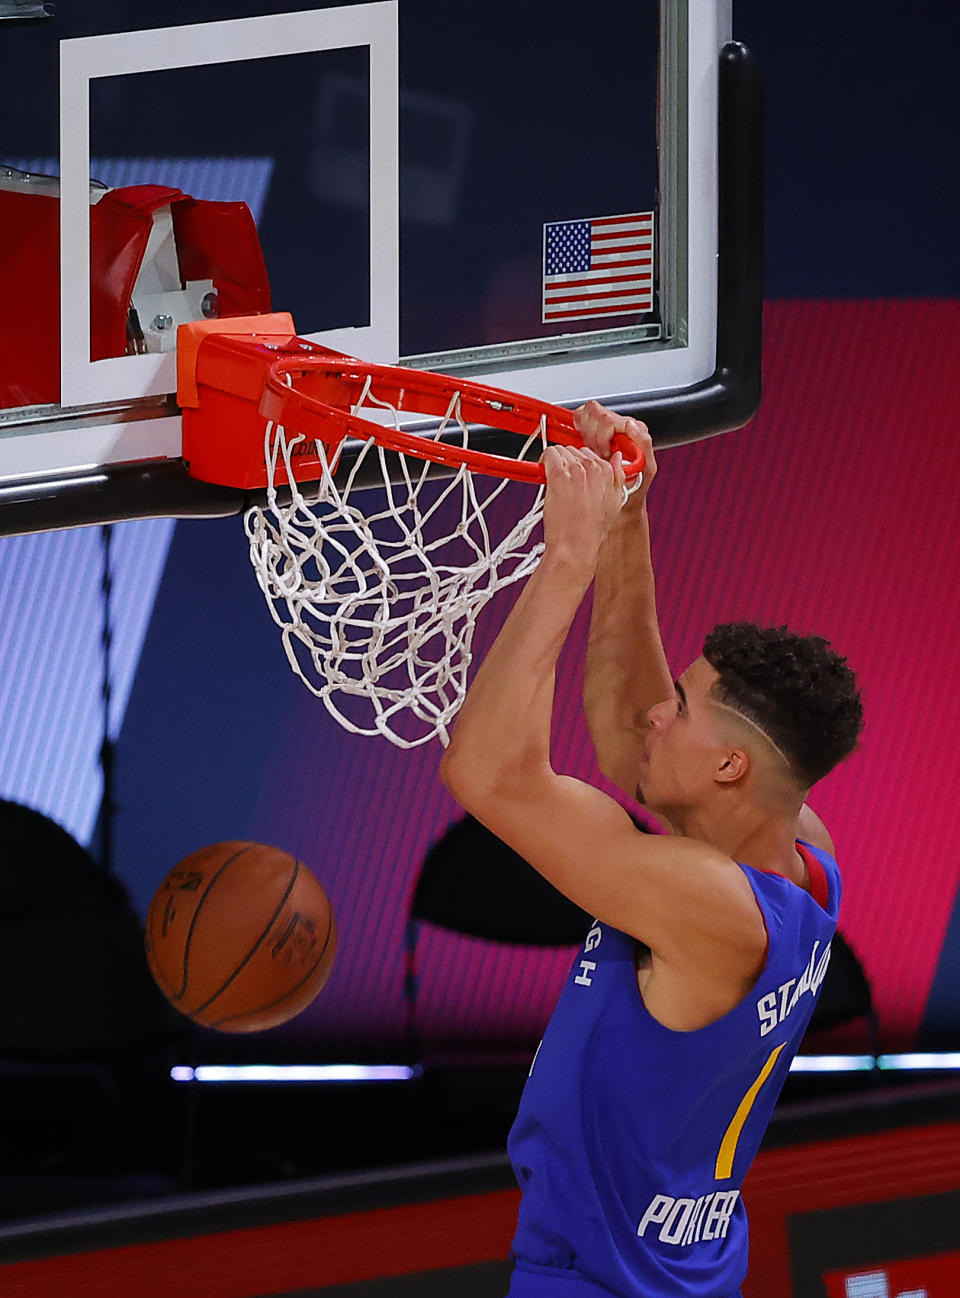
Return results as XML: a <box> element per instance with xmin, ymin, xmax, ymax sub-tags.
<box><xmin>672</xmin><ymin>799</ymin><xmax>803</xmax><ymax>879</ymax></box>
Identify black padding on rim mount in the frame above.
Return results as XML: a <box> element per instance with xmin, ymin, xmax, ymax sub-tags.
<box><xmin>0</xmin><ymin>459</ymin><xmax>246</xmax><ymax>538</ymax></box>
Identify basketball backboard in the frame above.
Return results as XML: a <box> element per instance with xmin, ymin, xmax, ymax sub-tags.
<box><xmin>0</xmin><ymin>0</ymin><xmax>761</xmax><ymax>535</ymax></box>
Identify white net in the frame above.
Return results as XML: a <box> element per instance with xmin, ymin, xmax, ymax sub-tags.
<box><xmin>244</xmin><ymin>383</ymin><xmax>548</xmax><ymax>747</ymax></box>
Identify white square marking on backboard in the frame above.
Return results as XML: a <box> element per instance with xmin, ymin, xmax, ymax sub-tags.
<box><xmin>59</xmin><ymin>4</ymin><xmax>398</xmax><ymax>409</ymax></box>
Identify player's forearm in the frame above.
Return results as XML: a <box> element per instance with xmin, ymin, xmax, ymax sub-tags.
<box><xmin>440</xmin><ymin>552</ymin><xmax>592</xmax><ymax>800</ymax></box>
<box><xmin>584</xmin><ymin>496</ymin><xmax>674</xmax><ymax>791</ymax></box>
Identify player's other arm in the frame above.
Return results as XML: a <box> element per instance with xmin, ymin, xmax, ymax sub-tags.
<box><xmin>439</xmin><ymin>446</ymin><xmax>765</xmax><ymax>993</ymax></box>
<box><xmin>577</xmin><ymin>403</ymin><xmax>676</xmax><ymax>801</ymax></box>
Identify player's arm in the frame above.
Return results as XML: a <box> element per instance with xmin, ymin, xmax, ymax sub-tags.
<box><xmin>577</xmin><ymin>403</ymin><xmax>676</xmax><ymax>801</ymax></box>
<box><xmin>439</xmin><ymin>446</ymin><xmax>765</xmax><ymax>979</ymax></box>
<box><xmin>448</xmin><ymin>768</ymin><xmax>766</xmax><ymax>983</ymax></box>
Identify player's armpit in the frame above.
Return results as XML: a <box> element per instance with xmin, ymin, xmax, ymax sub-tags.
<box><xmin>452</xmin><ymin>768</ymin><xmax>766</xmax><ymax>977</ymax></box>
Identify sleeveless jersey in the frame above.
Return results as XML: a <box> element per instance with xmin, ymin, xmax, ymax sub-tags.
<box><xmin>506</xmin><ymin>841</ymin><xmax>840</xmax><ymax>1298</ymax></box>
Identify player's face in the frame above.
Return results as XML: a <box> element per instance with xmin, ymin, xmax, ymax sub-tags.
<box><xmin>634</xmin><ymin>657</ymin><xmax>728</xmax><ymax>816</ymax></box>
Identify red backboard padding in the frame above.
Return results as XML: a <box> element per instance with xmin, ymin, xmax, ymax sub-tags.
<box><xmin>0</xmin><ymin>190</ymin><xmax>60</xmax><ymax>408</ymax></box>
<box><xmin>0</xmin><ymin>183</ymin><xmax>271</xmax><ymax>407</ymax></box>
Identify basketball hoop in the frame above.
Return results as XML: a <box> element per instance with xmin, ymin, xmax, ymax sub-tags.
<box><xmin>178</xmin><ymin>316</ymin><xmax>643</xmax><ymax>748</ymax></box>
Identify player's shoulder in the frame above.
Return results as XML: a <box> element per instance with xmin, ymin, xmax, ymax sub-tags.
<box><xmin>628</xmin><ymin>827</ymin><xmax>747</xmax><ymax>886</ymax></box>
<box><xmin>796</xmin><ymin>803</ymin><xmax>835</xmax><ymax>857</ymax></box>
<box><xmin>630</xmin><ymin>831</ymin><xmax>768</xmax><ymax>959</ymax></box>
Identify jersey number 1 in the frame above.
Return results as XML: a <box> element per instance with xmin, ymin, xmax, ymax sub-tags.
<box><xmin>714</xmin><ymin>1043</ymin><xmax>785</xmax><ymax>1180</ymax></box>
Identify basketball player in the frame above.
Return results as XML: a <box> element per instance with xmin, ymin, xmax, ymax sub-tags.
<box><xmin>439</xmin><ymin>402</ymin><xmax>863</xmax><ymax>1298</ymax></box>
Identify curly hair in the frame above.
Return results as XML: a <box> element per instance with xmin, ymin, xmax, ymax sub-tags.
<box><xmin>702</xmin><ymin>623</ymin><xmax>864</xmax><ymax>786</ymax></box>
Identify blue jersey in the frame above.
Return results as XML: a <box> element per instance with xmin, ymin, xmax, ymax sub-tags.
<box><xmin>506</xmin><ymin>841</ymin><xmax>840</xmax><ymax>1298</ymax></box>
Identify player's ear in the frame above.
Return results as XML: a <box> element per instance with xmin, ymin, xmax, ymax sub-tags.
<box><xmin>715</xmin><ymin>747</ymin><xmax>750</xmax><ymax>786</ymax></box>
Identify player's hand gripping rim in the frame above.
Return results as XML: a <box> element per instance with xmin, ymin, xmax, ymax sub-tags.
<box><xmin>574</xmin><ymin>400</ymin><xmax>657</xmax><ymax>508</ymax></box>
<box><xmin>540</xmin><ymin>443</ymin><xmax>628</xmax><ymax>573</ymax></box>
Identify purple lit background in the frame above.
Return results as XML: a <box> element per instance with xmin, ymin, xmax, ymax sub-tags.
<box><xmin>104</xmin><ymin>298</ymin><xmax>960</xmax><ymax>1060</ymax></box>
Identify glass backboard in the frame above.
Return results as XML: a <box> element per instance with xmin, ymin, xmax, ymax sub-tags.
<box><xmin>0</xmin><ymin>0</ymin><xmax>761</xmax><ymax>534</ymax></box>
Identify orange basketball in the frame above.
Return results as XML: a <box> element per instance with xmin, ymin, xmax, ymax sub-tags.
<box><xmin>145</xmin><ymin>842</ymin><xmax>337</xmax><ymax>1033</ymax></box>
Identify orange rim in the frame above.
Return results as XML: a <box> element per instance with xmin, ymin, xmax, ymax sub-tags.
<box><xmin>259</xmin><ymin>356</ymin><xmax>645</xmax><ymax>486</ymax></box>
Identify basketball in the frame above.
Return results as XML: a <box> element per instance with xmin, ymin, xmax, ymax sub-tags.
<box><xmin>145</xmin><ymin>842</ymin><xmax>337</xmax><ymax>1033</ymax></box>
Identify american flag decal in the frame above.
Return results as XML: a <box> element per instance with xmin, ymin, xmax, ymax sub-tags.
<box><xmin>542</xmin><ymin>212</ymin><xmax>655</xmax><ymax>323</ymax></box>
